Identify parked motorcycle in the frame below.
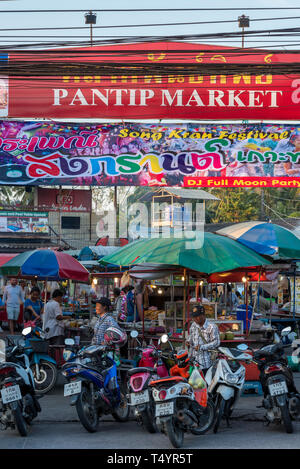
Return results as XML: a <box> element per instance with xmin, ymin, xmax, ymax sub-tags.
<box><xmin>204</xmin><ymin>344</ymin><xmax>252</xmax><ymax>433</ymax></box>
<box><xmin>23</xmin><ymin>319</ymin><xmax>58</xmax><ymax>394</ymax></box>
<box><xmin>127</xmin><ymin>330</ymin><xmax>172</xmax><ymax>433</ymax></box>
<box><xmin>0</xmin><ymin>331</ymin><xmax>41</xmax><ymax>436</ymax></box>
<box><xmin>149</xmin><ymin>334</ymin><xmax>216</xmax><ymax>448</ymax></box>
<box><xmin>61</xmin><ymin>327</ymin><xmax>129</xmax><ymax>433</ymax></box>
<box><xmin>250</xmin><ymin>326</ymin><xmax>300</xmax><ymax>433</ymax></box>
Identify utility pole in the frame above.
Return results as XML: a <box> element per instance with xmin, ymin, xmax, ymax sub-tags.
<box><xmin>114</xmin><ymin>186</ymin><xmax>118</xmax><ymax>241</ymax></box>
<box><xmin>260</xmin><ymin>188</ymin><xmax>266</xmax><ymax>220</ymax></box>
<box><xmin>238</xmin><ymin>15</ymin><xmax>250</xmax><ymax>48</ymax></box>
<box><xmin>85</xmin><ymin>11</ymin><xmax>97</xmax><ymax>46</ymax></box>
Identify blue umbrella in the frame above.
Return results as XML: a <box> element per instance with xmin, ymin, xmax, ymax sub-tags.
<box><xmin>216</xmin><ymin>221</ymin><xmax>300</xmax><ymax>259</ymax></box>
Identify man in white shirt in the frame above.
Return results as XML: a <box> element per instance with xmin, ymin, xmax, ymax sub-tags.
<box><xmin>3</xmin><ymin>278</ymin><xmax>24</xmax><ymax>335</ymax></box>
<box><xmin>43</xmin><ymin>289</ymin><xmax>73</xmax><ymax>345</ymax></box>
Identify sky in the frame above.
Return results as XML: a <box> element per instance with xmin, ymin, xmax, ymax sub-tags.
<box><xmin>1</xmin><ymin>0</ymin><xmax>300</xmax><ymax>50</ymax></box>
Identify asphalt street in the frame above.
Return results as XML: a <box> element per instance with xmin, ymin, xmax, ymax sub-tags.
<box><xmin>0</xmin><ymin>373</ymin><xmax>299</xmax><ymax>449</ymax></box>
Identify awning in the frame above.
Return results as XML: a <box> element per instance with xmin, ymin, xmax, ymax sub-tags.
<box><xmin>0</xmin><ymin>253</ymin><xmax>18</xmax><ymax>269</ymax></box>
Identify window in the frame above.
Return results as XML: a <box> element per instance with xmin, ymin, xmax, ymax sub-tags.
<box><xmin>61</xmin><ymin>216</ymin><xmax>80</xmax><ymax>230</ymax></box>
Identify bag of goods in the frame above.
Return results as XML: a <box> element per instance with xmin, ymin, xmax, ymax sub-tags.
<box><xmin>188</xmin><ymin>367</ymin><xmax>206</xmax><ymax>389</ymax></box>
<box><xmin>225</xmin><ymin>331</ymin><xmax>235</xmax><ymax>340</ymax></box>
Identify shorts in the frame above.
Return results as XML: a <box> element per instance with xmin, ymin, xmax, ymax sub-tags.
<box><xmin>6</xmin><ymin>305</ymin><xmax>20</xmax><ymax>321</ymax></box>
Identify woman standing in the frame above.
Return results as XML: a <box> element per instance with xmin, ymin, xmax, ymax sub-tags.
<box><xmin>24</xmin><ymin>287</ymin><xmax>44</xmax><ymax>324</ymax></box>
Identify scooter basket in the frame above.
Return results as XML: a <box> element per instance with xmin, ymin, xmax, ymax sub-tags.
<box><xmin>29</xmin><ymin>339</ymin><xmax>49</xmax><ymax>354</ymax></box>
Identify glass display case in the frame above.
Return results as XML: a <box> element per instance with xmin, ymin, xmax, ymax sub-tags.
<box><xmin>212</xmin><ymin>319</ymin><xmax>244</xmax><ymax>338</ymax></box>
<box><xmin>164</xmin><ymin>301</ymin><xmax>217</xmax><ymax>332</ymax></box>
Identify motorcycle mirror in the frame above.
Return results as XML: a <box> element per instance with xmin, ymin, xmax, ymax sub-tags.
<box><xmin>160</xmin><ymin>334</ymin><xmax>169</xmax><ymax>344</ymax></box>
<box><xmin>64</xmin><ymin>338</ymin><xmax>75</xmax><ymax>346</ymax></box>
<box><xmin>22</xmin><ymin>327</ymin><xmax>32</xmax><ymax>336</ymax></box>
<box><xmin>281</xmin><ymin>326</ymin><xmax>292</xmax><ymax>336</ymax></box>
<box><xmin>274</xmin><ymin>332</ymin><xmax>281</xmax><ymax>344</ymax></box>
<box><xmin>130</xmin><ymin>330</ymin><xmax>139</xmax><ymax>338</ymax></box>
<box><xmin>237</xmin><ymin>343</ymin><xmax>248</xmax><ymax>351</ymax></box>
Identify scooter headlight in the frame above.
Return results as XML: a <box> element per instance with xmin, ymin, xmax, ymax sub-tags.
<box><xmin>225</xmin><ymin>373</ymin><xmax>239</xmax><ymax>385</ymax></box>
<box><xmin>63</xmin><ymin>349</ymin><xmax>74</xmax><ymax>362</ymax></box>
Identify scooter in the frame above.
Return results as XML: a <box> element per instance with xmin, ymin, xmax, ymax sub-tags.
<box><xmin>250</xmin><ymin>326</ymin><xmax>300</xmax><ymax>433</ymax></box>
<box><xmin>61</xmin><ymin>341</ymin><xmax>129</xmax><ymax>433</ymax></box>
<box><xmin>0</xmin><ymin>331</ymin><xmax>41</xmax><ymax>436</ymax></box>
<box><xmin>204</xmin><ymin>344</ymin><xmax>252</xmax><ymax>433</ymax></box>
<box><xmin>149</xmin><ymin>335</ymin><xmax>216</xmax><ymax>448</ymax></box>
<box><xmin>23</xmin><ymin>319</ymin><xmax>57</xmax><ymax>394</ymax></box>
<box><xmin>127</xmin><ymin>330</ymin><xmax>172</xmax><ymax>433</ymax></box>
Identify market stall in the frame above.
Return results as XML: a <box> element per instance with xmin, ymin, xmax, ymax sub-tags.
<box><xmin>100</xmin><ymin>233</ymin><xmax>271</xmax><ymax>350</ymax></box>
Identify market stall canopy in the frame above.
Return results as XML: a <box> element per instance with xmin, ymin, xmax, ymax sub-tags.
<box><xmin>78</xmin><ymin>245</ymin><xmax>119</xmax><ymax>261</ymax></box>
<box><xmin>129</xmin><ymin>264</ymin><xmax>179</xmax><ymax>280</ymax></box>
<box><xmin>207</xmin><ymin>269</ymin><xmax>279</xmax><ymax>283</ymax></box>
<box><xmin>0</xmin><ymin>249</ymin><xmax>90</xmax><ymax>282</ymax></box>
<box><xmin>100</xmin><ymin>233</ymin><xmax>271</xmax><ymax>275</ymax></box>
<box><xmin>216</xmin><ymin>222</ymin><xmax>300</xmax><ymax>259</ymax></box>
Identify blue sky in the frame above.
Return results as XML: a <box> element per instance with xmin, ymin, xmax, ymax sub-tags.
<box><xmin>1</xmin><ymin>0</ymin><xmax>300</xmax><ymax>49</ymax></box>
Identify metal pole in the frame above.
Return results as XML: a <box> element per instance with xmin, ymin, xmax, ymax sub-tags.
<box><xmin>187</xmin><ymin>272</ymin><xmax>190</xmax><ymax>334</ymax></box>
<box><xmin>245</xmin><ymin>280</ymin><xmax>249</xmax><ymax>335</ymax></box>
<box><xmin>293</xmin><ymin>273</ymin><xmax>296</xmax><ymax>321</ymax></box>
<box><xmin>183</xmin><ymin>268</ymin><xmax>187</xmax><ymax>346</ymax></box>
<box><xmin>58</xmin><ymin>186</ymin><xmax>62</xmax><ymax>248</ymax></box>
<box><xmin>89</xmin><ymin>11</ymin><xmax>93</xmax><ymax>46</ymax></box>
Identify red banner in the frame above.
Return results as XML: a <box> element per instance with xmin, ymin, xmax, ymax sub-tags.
<box><xmin>8</xmin><ymin>42</ymin><xmax>300</xmax><ymax>120</ymax></box>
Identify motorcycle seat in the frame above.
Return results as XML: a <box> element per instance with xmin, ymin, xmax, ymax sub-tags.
<box><xmin>149</xmin><ymin>376</ymin><xmax>188</xmax><ymax>386</ymax></box>
<box><xmin>127</xmin><ymin>367</ymin><xmax>155</xmax><ymax>376</ymax></box>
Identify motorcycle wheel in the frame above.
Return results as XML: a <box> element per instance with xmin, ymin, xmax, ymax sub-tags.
<box><xmin>280</xmin><ymin>403</ymin><xmax>293</xmax><ymax>434</ymax></box>
<box><xmin>140</xmin><ymin>402</ymin><xmax>158</xmax><ymax>433</ymax></box>
<box><xmin>165</xmin><ymin>418</ymin><xmax>184</xmax><ymax>449</ymax></box>
<box><xmin>31</xmin><ymin>361</ymin><xmax>57</xmax><ymax>394</ymax></box>
<box><xmin>191</xmin><ymin>397</ymin><xmax>216</xmax><ymax>435</ymax></box>
<box><xmin>76</xmin><ymin>388</ymin><xmax>99</xmax><ymax>433</ymax></box>
<box><xmin>13</xmin><ymin>402</ymin><xmax>28</xmax><ymax>437</ymax></box>
<box><xmin>213</xmin><ymin>396</ymin><xmax>226</xmax><ymax>434</ymax></box>
<box><xmin>111</xmin><ymin>390</ymin><xmax>130</xmax><ymax>423</ymax></box>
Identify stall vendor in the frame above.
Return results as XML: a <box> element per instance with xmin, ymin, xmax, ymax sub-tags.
<box><xmin>92</xmin><ymin>297</ymin><xmax>123</xmax><ymax>345</ymax></box>
<box><xmin>43</xmin><ymin>289</ymin><xmax>73</xmax><ymax>345</ymax></box>
<box><xmin>186</xmin><ymin>304</ymin><xmax>220</xmax><ymax>375</ymax></box>
<box><xmin>24</xmin><ymin>287</ymin><xmax>44</xmax><ymax>324</ymax></box>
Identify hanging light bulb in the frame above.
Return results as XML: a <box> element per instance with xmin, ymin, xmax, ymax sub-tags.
<box><xmin>158</xmin><ymin>288</ymin><xmax>163</xmax><ymax>295</ymax></box>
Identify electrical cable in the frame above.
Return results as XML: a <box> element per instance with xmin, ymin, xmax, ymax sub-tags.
<box><xmin>3</xmin><ymin>15</ymin><xmax>300</xmax><ymax>33</ymax></box>
<box><xmin>3</xmin><ymin>8</ymin><xmax>300</xmax><ymax>13</ymax></box>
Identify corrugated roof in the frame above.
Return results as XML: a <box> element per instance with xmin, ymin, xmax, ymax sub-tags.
<box><xmin>139</xmin><ymin>187</ymin><xmax>219</xmax><ymax>202</ymax></box>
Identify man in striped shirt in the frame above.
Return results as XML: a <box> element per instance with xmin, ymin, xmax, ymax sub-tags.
<box><xmin>187</xmin><ymin>304</ymin><xmax>220</xmax><ymax>374</ymax></box>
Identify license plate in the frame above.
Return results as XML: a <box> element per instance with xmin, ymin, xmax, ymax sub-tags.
<box><xmin>268</xmin><ymin>381</ymin><xmax>288</xmax><ymax>396</ymax></box>
<box><xmin>1</xmin><ymin>385</ymin><xmax>21</xmax><ymax>404</ymax></box>
<box><xmin>155</xmin><ymin>401</ymin><xmax>174</xmax><ymax>417</ymax></box>
<box><xmin>64</xmin><ymin>380</ymin><xmax>82</xmax><ymax>397</ymax></box>
<box><xmin>130</xmin><ymin>389</ymin><xmax>149</xmax><ymax>406</ymax></box>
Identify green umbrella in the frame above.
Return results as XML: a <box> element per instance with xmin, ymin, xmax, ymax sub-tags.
<box><xmin>0</xmin><ymin>250</ymin><xmax>35</xmax><ymax>276</ymax></box>
<box><xmin>100</xmin><ymin>232</ymin><xmax>271</xmax><ymax>275</ymax></box>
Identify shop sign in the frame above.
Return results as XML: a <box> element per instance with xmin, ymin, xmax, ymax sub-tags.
<box><xmin>0</xmin><ymin>121</ymin><xmax>300</xmax><ymax>187</ymax></box>
<box><xmin>0</xmin><ymin>210</ymin><xmax>48</xmax><ymax>233</ymax></box>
